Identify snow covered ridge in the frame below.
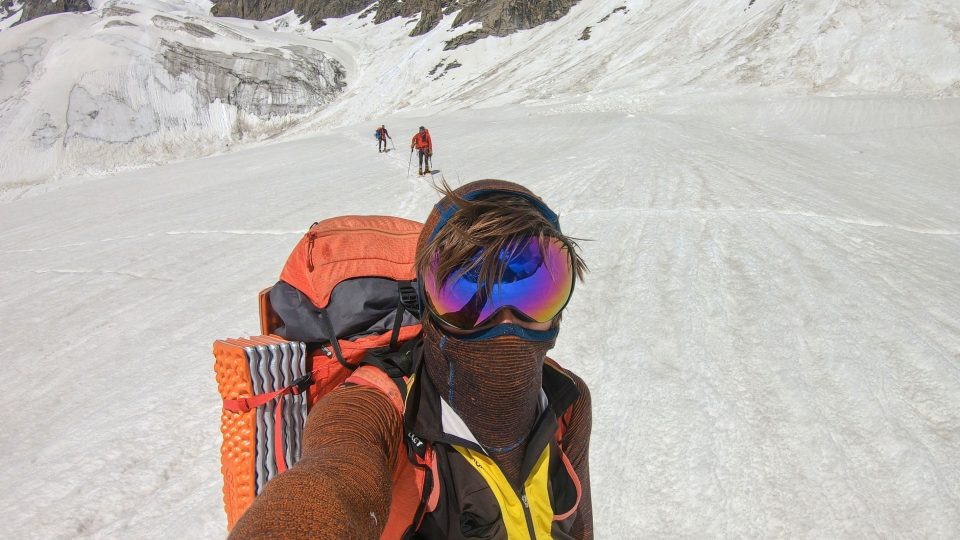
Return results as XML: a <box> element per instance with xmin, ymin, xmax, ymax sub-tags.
<box><xmin>2</xmin><ymin>0</ymin><xmax>959</xmax><ymax>196</ymax></box>
<box><xmin>0</xmin><ymin>4</ymin><xmax>344</xmax><ymax>197</ymax></box>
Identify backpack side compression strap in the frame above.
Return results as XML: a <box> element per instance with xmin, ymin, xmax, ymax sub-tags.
<box><xmin>223</xmin><ymin>372</ymin><xmax>314</xmax><ymax>474</ymax></box>
<box><xmin>317</xmin><ymin>307</ymin><xmax>350</xmax><ymax>369</ymax></box>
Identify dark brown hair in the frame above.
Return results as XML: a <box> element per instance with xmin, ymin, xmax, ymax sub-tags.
<box><xmin>416</xmin><ymin>180</ymin><xmax>587</xmax><ymax>293</ymax></box>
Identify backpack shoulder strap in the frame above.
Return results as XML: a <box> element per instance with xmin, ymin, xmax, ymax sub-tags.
<box><xmin>556</xmin><ymin>403</ymin><xmax>573</xmax><ymax>447</ymax></box>
<box><xmin>345</xmin><ymin>365</ymin><xmax>405</xmax><ymax>415</ymax></box>
<box><xmin>543</xmin><ymin>357</ymin><xmax>575</xmax><ymax>447</ymax></box>
<box><xmin>344</xmin><ymin>346</ymin><xmax>439</xmax><ymax>539</ymax></box>
<box><xmin>343</xmin><ymin>336</ymin><xmax>422</xmax><ymax>414</ymax></box>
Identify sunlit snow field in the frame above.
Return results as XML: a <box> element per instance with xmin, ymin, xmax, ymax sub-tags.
<box><xmin>1</xmin><ymin>0</ymin><xmax>959</xmax><ymax>538</ymax></box>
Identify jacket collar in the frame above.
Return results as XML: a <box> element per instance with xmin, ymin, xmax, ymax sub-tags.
<box><xmin>404</xmin><ymin>348</ymin><xmax>580</xmax><ymax>476</ymax></box>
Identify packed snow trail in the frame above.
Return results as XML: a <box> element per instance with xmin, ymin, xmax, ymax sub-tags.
<box><xmin>0</xmin><ymin>99</ymin><xmax>959</xmax><ymax>537</ymax></box>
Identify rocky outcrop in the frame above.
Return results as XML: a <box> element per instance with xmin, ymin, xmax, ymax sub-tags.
<box><xmin>15</xmin><ymin>0</ymin><xmax>91</xmax><ymax>26</ymax></box>
<box><xmin>209</xmin><ymin>0</ymin><xmax>579</xmax><ymax>40</ymax></box>
<box><xmin>210</xmin><ymin>0</ymin><xmax>373</xmax><ymax>29</ymax></box>
<box><xmin>451</xmin><ymin>0</ymin><xmax>578</xmax><ymax>37</ymax></box>
<box><xmin>442</xmin><ymin>28</ymin><xmax>488</xmax><ymax>50</ymax></box>
<box><xmin>209</xmin><ymin>0</ymin><xmax>447</xmax><ymax>34</ymax></box>
<box><xmin>374</xmin><ymin>0</ymin><xmax>452</xmax><ymax>36</ymax></box>
<box><xmin>440</xmin><ymin>0</ymin><xmax>581</xmax><ymax>49</ymax></box>
<box><xmin>7</xmin><ymin>0</ymin><xmax>579</xmax><ymax>40</ymax></box>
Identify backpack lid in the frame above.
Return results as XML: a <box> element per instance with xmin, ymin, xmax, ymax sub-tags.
<box><xmin>279</xmin><ymin>215</ymin><xmax>423</xmax><ymax>310</ymax></box>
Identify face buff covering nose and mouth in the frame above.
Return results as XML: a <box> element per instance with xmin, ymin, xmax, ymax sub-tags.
<box><xmin>421</xmin><ymin>318</ymin><xmax>556</xmax><ymax>487</ymax></box>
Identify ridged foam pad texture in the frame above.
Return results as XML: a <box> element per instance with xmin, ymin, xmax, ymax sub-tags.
<box><xmin>213</xmin><ymin>339</ymin><xmax>257</xmax><ymax>530</ymax></box>
<box><xmin>213</xmin><ymin>327</ymin><xmax>423</xmax><ymax>531</ymax></box>
<box><xmin>214</xmin><ymin>335</ymin><xmax>313</xmax><ymax>530</ymax></box>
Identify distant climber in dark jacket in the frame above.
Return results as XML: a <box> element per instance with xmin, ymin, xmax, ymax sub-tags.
<box><xmin>376</xmin><ymin>124</ymin><xmax>391</xmax><ymax>153</ymax></box>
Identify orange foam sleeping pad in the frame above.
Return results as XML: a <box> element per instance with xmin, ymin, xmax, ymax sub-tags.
<box><xmin>213</xmin><ymin>338</ymin><xmax>258</xmax><ymax>530</ymax></box>
<box><xmin>214</xmin><ymin>335</ymin><xmax>318</xmax><ymax>530</ymax></box>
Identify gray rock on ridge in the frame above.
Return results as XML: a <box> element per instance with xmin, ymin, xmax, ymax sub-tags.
<box><xmin>210</xmin><ymin>0</ymin><xmax>374</xmax><ymax>30</ymax></box>
<box><xmin>13</xmin><ymin>0</ymin><xmax>92</xmax><ymax>26</ymax></box>
<box><xmin>209</xmin><ymin>0</ymin><xmax>581</xmax><ymax>42</ymax></box>
<box><xmin>450</xmin><ymin>0</ymin><xmax>579</xmax><ymax>37</ymax></box>
<box><xmin>373</xmin><ymin>0</ymin><xmax>448</xmax><ymax>36</ymax></box>
<box><xmin>0</xmin><ymin>1</ymin><xmax>13</xmax><ymax>22</ymax></box>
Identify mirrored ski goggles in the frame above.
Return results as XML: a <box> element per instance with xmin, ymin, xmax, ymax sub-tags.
<box><xmin>421</xmin><ymin>236</ymin><xmax>575</xmax><ymax>331</ymax></box>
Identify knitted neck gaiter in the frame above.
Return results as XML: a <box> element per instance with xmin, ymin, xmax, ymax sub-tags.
<box><xmin>422</xmin><ymin>319</ymin><xmax>554</xmax><ymax>487</ymax></box>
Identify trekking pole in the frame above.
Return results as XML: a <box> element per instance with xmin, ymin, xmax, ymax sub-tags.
<box><xmin>407</xmin><ymin>149</ymin><xmax>413</xmax><ymax>177</ymax></box>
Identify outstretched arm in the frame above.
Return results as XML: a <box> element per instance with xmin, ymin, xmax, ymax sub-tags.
<box><xmin>228</xmin><ymin>385</ymin><xmax>403</xmax><ymax>539</ymax></box>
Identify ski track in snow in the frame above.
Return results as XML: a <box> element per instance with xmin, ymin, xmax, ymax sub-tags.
<box><xmin>0</xmin><ymin>231</ymin><xmax>303</xmax><ymax>254</ymax></box>
<box><xmin>164</xmin><ymin>229</ymin><xmax>303</xmax><ymax>236</ymax></box>
<box><xmin>570</xmin><ymin>207</ymin><xmax>960</xmax><ymax>237</ymax></box>
<box><xmin>1</xmin><ymin>99</ymin><xmax>958</xmax><ymax>538</ymax></box>
<box><xmin>32</xmin><ymin>268</ymin><xmax>175</xmax><ymax>282</ymax></box>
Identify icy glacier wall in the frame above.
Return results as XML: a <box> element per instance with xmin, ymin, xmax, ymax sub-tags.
<box><xmin>0</xmin><ymin>6</ymin><xmax>344</xmax><ymax>197</ymax></box>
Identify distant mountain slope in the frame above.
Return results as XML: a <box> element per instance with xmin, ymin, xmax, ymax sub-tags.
<box><xmin>210</xmin><ymin>0</ymin><xmax>372</xmax><ymax>30</ymax></box>
<box><xmin>210</xmin><ymin>0</ymin><xmax>581</xmax><ymax>41</ymax></box>
<box><xmin>0</xmin><ymin>6</ymin><xmax>345</xmax><ymax>196</ymax></box>
<box><xmin>0</xmin><ymin>0</ymin><xmax>957</xmax><ymax>195</ymax></box>
<box><xmin>286</xmin><ymin>0</ymin><xmax>959</xmax><ymax>127</ymax></box>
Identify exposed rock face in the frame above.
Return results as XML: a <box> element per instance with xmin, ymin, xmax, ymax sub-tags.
<box><xmin>16</xmin><ymin>0</ymin><xmax>92</xmax><ymax>26</ymax></box>
<box><xmin>442</xmin><ymin>28</ymin><xmax>488</xmax><ymax>50</ymax></box>
<box><xmin>374</xmin><ymin>0</ymin><xmax>450</xmax><ymax>36</ymax></box>
<box><xmin>210</xmin><ymin>0</ymin><xmax>373</xmax><ymax>29</ymax></box>
<box><xmin>209</xmin><ymin>0</ymin><xmax>580</xmax><ymax>40</ymax></box>
<box><xmin>451</xmin><ymin>0</ymin><xmax>578</xmax><ymax>36</ymax></box>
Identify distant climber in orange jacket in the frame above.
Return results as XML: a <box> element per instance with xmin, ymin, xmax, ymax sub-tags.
<box><xmin>411</xmin><ymin>126</ymin><xmax>432</xmax><ymax>176</ymax></box>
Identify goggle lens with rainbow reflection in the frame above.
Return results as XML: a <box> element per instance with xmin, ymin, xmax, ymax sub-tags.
<box><xmin>421</xmin><ymin>236</ymin><xmax>574</xmax><ymax>331</ymax></box>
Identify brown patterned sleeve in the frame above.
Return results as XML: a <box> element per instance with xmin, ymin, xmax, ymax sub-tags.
<box><xmin>563</xmin><ymin>371</ymin><xmax>594</xmax><ymax>539</ymax></box>
<box><xmin>228</xmin><ymin>385</ymin><xmax>404</xmax><ymax>539</ymax></box>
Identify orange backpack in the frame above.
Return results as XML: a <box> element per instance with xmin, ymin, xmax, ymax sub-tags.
<box><xmin>213</xmin><ymin>215</ymin><xmax>431</xmax><ymax>532</ymax></box>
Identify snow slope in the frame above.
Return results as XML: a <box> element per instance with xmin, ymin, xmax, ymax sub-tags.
<box><xmin>2</xmin><ymin>95</ymin><xmax>959</xmax><ymax>538</ymax></box>
<box><xmin>1</xmin><ymin>0</ymin><xmax>958</xmax><ymax>195</ymax></box>
<box><xmin>1</xmin><ymin>0</ymin><xmax>959</xmax><ymax>538</ymax></box>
